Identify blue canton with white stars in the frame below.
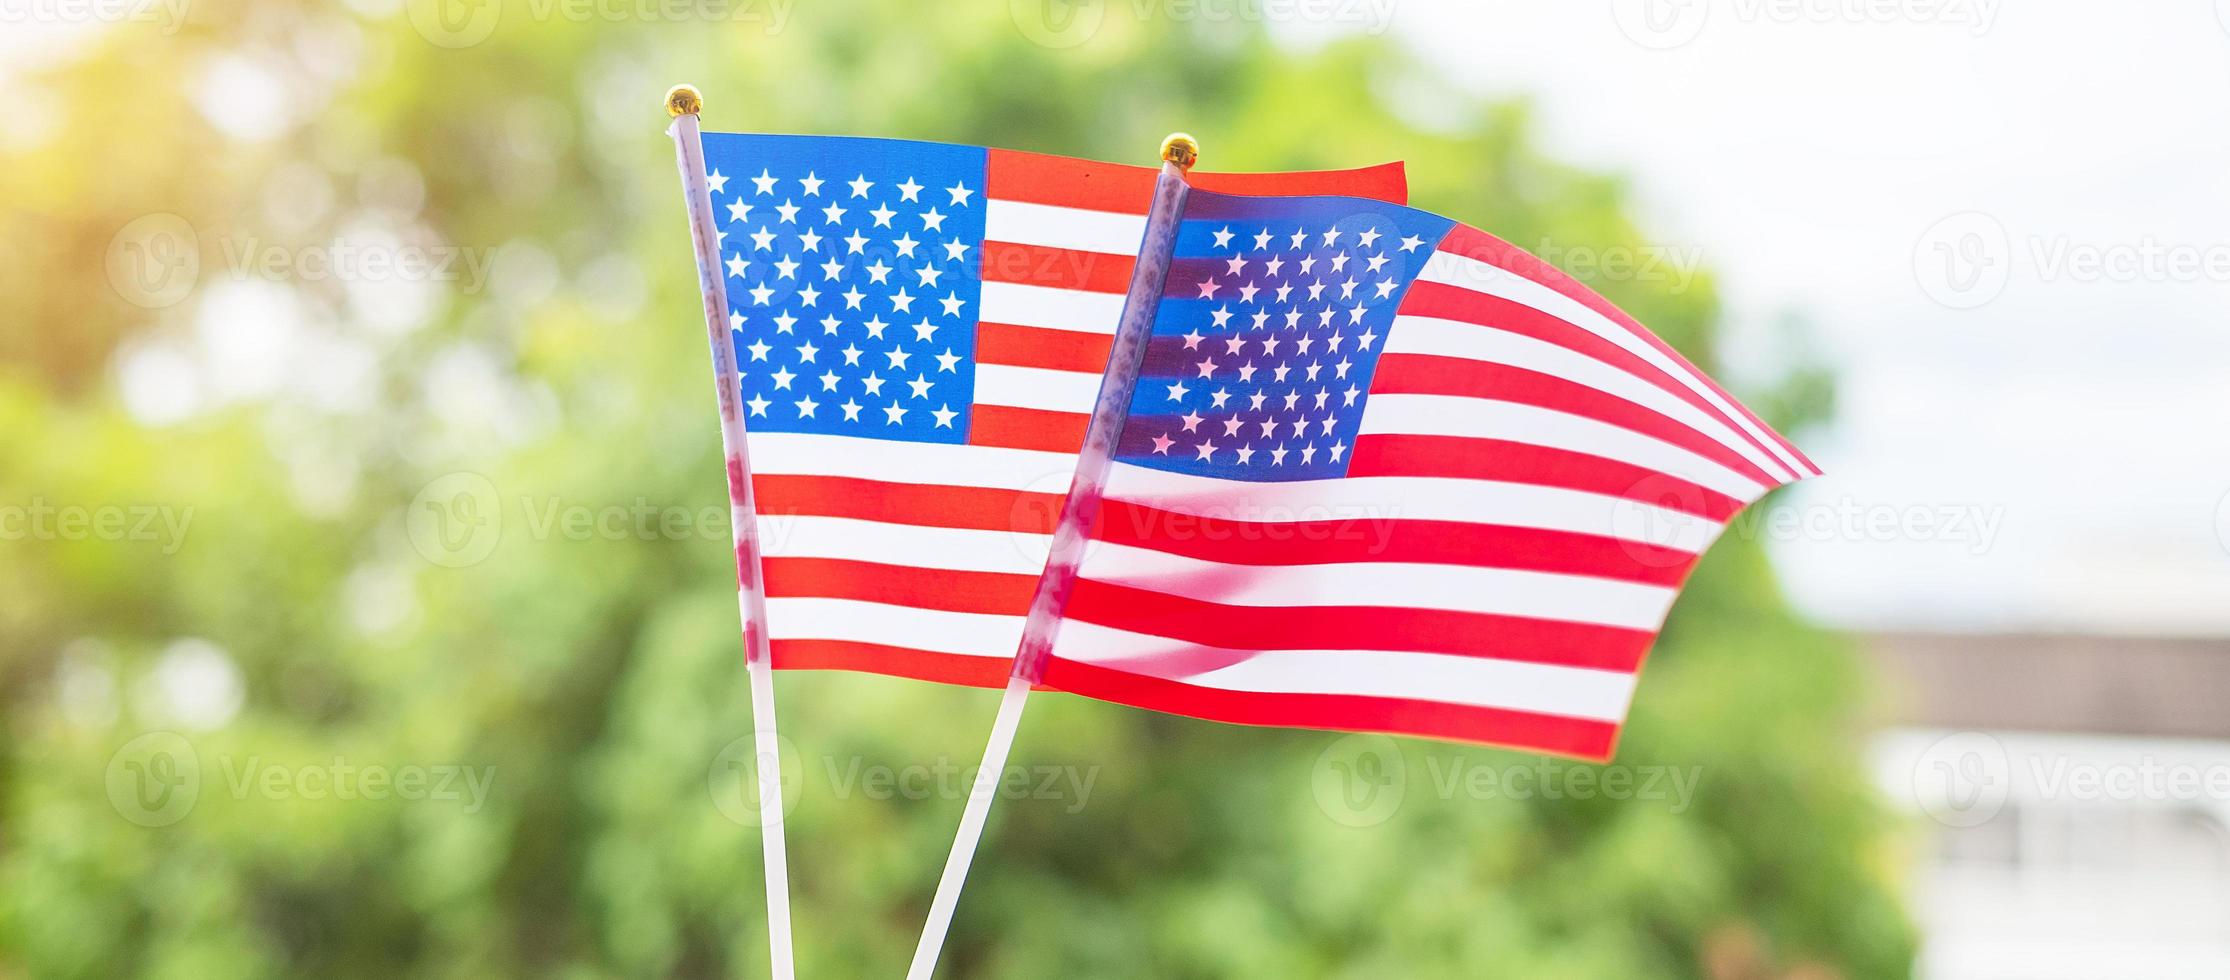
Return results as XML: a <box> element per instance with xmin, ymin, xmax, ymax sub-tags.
<box><xmin>701</xmin><ymin>134</ymin><xmax>989</xmax><ymax>444</ymax></box>
<box><xmin>1116</xmin><ymin>190</ymin><xmax>1454</xmax><ymax>481</ymax></box>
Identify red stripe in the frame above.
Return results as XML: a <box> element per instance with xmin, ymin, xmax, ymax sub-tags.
<box><xmin>772</xmin><ymin>640</ymin><xmax>1013</xmax><ymax>689</ymax></box>
<box><xmin>763</xmin><ymin>557</ymin><xmax>1036</xmax><ymax>615</ymax></box>
<box><xmin>1039</xmin><ymin>659</ymin><xmax>1619</xmax><ymax>761</ymax></box>
<box><xmin>1348</xmin><ymin>433</ymin><xmax>1747</xmax><ymax>522</ymax></box>
<box><xmin>1062</xmin><ymin>580</ymin><xmax>1655</xmax><ymax>672</ymax></box>
<box><xmin>986</xmin><ymin>148</ymin><xmax>1408</xmax><ymax>213</ymax></box>
<box><xmin>979</xmin><ymin>240</ymin><xmax>1134</xmax><ymax>292</ymax></box>
<box><xmin>968</xmin><ymin>404</ymin><xmax>1089</xmax><ymax>453</ymax></box>
<box><xmin>975</xmin><ymin>322</ymin><xmax>1112</xmax><ymax>374</ymax></box>
<box><xmin>1088</xmin><ymin>500</ymin><xmax>1698</xmax><ymax>586</ymax></box>
<box><xmin>1372</xmin><ymin>352</ymin><xmax>1779</xmax><ymax>487</ymax></box>
<box><xmin>1434</xmin><ymin>223</ymin><xmax>1815</xmax><ymax>474</ymax></box>
<box><xmin>753</xmin><ymin>474</ymin><xmax>1061</xmax><ymax>533</ymax></box>
<box><xmin>1398</xmin><ymin>280</ymin><xmax>1797</xmax><ymax>481</ymax></box>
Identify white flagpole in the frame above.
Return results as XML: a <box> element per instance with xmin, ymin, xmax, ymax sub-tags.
<box><xmin>903</xmin><ymin>133</ymin><xmax>1200</xmax><ymax>980</ymax></box>
<box><xmin>665</xmin><ymin>84</ymin><xmax>796</xmax><ymax>980</ymax></box>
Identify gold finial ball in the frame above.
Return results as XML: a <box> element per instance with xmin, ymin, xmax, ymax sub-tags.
<box><xmin>665</xmin><ymin>84</ymin><xmax>704</xmax><ymax>118</ymax></box>
<box><xmin>1160</xmin><ymin>132</ymin><xmax>1200</xmax><ymax>171</ymax></box>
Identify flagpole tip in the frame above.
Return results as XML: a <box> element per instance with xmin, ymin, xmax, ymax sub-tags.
<box><xmin>665</xmin><ymin>84</ymin><xmax>704</xmax><ymax>118</ymax></box>
<box><xmin>1160</xmin><ymin>133</ymin><xmax>1199</xmax><ymax>172</ymax></box>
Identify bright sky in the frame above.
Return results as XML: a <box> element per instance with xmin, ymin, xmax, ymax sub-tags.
<box><xmin>1327</xmin><ymin>1</ymin><xmax>2230</xmax><ymax>635</ymax></box>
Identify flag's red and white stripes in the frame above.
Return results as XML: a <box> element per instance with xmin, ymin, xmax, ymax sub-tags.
<box><xmin>753</xmin><ymin>154</ymin><xmax>1408</xmax><ymax>688</ymax></box>
<box><xmin>1038</xmin><ymin>224</ymin><xmax>1816</xmax><ymax>761</ymax></box>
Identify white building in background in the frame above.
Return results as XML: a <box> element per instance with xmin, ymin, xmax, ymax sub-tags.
<box><xmin>1865</xmin><ymin>634</ymin><xmax>2230</xmax><ymax>980</ymax></box>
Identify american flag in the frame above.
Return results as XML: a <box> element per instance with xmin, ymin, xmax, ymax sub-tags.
<box><xmin>698</xmin><ymin>134</ymin><xmax>1406</xmax><ymax>689</ymax></box>
<box><xmin>1032</xmin><ymin>189</ymin><xmax>1820</xmax><ymax>761</ymax></box>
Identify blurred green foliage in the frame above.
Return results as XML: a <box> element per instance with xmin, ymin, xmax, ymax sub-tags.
<box><xmin>0</xmin><ymin>2</ymin><xmax>1907</xmax><ymax>977</ymax></box>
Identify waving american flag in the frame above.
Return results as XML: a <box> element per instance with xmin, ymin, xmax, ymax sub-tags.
<box><xmin>1031</xmin><ymin>189</ymin><xmax>1819</xmax><ymax>761</ymax></box>
<box><xmin>698</xmin><ymin>133</ymin><xmax>1406</xmax><ymax>689</ymax></box>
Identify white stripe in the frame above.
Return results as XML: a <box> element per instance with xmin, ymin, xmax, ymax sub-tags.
<box><xmin>1078</xmin><ymin>541</ymin><xmax>1677</xmax><ymax>630</ymax></box>
<box><xmin>1388</xmin><ymin>314</ymin><xmax>1795</xmax><ymax>482</ymax></box>
<box><xmin>1361</xmin><ymin>393</ymin><xmax>1769</xmax><ymax>503</ymax></box>
<box><xmin>760</xmin><ymin>515</ymin><xmax>1049</xmax><ymax>577</ymax></box>
<box><xmin>1098</xmin><ymin>461</ymin><xmax>1722</xmax><ymax>554</ymax></box>
<box><xmin>977</xmin><ymin>281</ymin><xmax>1125</xmax><ymax>334</ymax></box>
<box><xmin>1420</xmin><ymin>251</ymin><xmax>1811</xmax><ymax>479</ymax></box>
<box><xmin>749</xmin><ymin>431</ymin><xmax>1078</xmax><ymax>490</ymax></box>
<box><xmin>974</xmin><ymin>363</ymin><xmax>1099</xmax><ymax>414</ymax></box>
<box><xmin>985</xmin><ymin>199</ymin><xmax>1145</xmax><ymax>257</ymax></box>
<box><xmin>765</xmin><ymin>597</ymin><xmax>1022</xmax><ymax>659</ymax></box>
<box><xmin>1053</xmin><ymin>621</ymin><xmax>1636</xmax><ymax>722</ymax></box>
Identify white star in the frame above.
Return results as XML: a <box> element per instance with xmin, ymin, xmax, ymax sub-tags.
<box><xmin>1180</xmin><ymin>411</ymin><xmax>1204</xmax><ymax>432</ymax></box>
<box><xmin>820</xmin><ymin>202</ymin><xmax>848</xmax><ymax>224</ymax></box>
<box><xmin>861</xmin><ymin>372</ymin><xmax>887</xmax><ymax>396</ymax></box>
<box><xmin>818</xmin><ymin>314</ymin><xmax>840</xmax><ymax>335</ymax></box>
<box><xmin>1237</xmin><ymin>282</ymin><xmax>1259</xmax><ymax>303</ymax></box>
<box><xmin>1248</xmin><ymin>390</ymin><xmax>1267</xmax><ymax>411</ymax></box>
<box><xmin>750</xmin><ymin>227</ymin><xmax>777</xmax><ymax>251</ymax></box>
<box><xmin>748</xmin><ymin>284</ymin><xmax>774</xmax><ymax>305</ymax></box>
<box><xmin>1209</xmin><ymin>387</ymin><xmax>1232</xmax><ymax>409</ymax></box>
<box><xmin>1236</xmin><ymin>362</ymin><xmax>1258</xmax><ymax>382</ymax></box>
<box><xmin>920</xmin><ymin>208</ymin><xmax>947</xmax><ymax>232</ymax></box>
<box><xmin>1212</xmin><ymin>227</ymin><xmax>1235</xmax><ymax>248</ymax></box>
<box><xmin>746</xmin><ymin>394</ymin><xmax>770</xmax><ymax>416</ymax></box>
<box><xmin>1210</xmin><ymin>306</ymin><xmax>1232</xmax><ymax>328</ymax></box>
<box><xmin>1225</xmin><ymin>255</ymin><xmax>1247</xmax><ymax>275</ymax></box>
<box><xmin>863</xmin><ymin>316</ymin><xmax>889</xmax><ymax>340</ymax></box>
<box><xmin>935</xmin><ymin>349</ymin><xmax>962</xmax><ymax>372</ymax></box>
<box><xmin>794</xmin><ymin>395</ymin><xmax>819</xmax><ymax>417</ymax></box>
<box><xmin>1223</xmin><ymin>336</ymin><xmax>1245</xmax><ymax>355</ymax></box>
<box><xmin>939</xmin><ymin>292</ymin><xmax>966</xmax><ymax>317</ymax></box>
<box><xmin>1329</xmin><ymin>441</ymin><xmax>1347</xmax><ymax>462</ymax></box>
<box><xmin>1196</xmin><ymin>277</ymin><xmax>1220</xmax><ymax>299</ymax></box>
<box><xmin>1322</xmin><ymin>228</ymin><xmax>1342</xmax><ymax>247</ymax></box>
<box><xmin>839</xmin><ymin>398</ymin><xmax>863</xmax><ymax>421</ymax></box>
<box><xmin>797</xmin><ymin>228</ymin><xmax>823</xmax><ymax>252</ymax></box>
<box><xmin>1195</xmin><ymin>357</ymin><xmax>1218</xmax><ymax>379</ymax></box>
<box><xmin>892</xmin><ymin>233</ymin><xmax>919</xmax><ymax>258</ymax></box>
<box><xmin>725</xmin><ymin>198</ymin><xmax>752</xmax><ymax>222</ymax></box>
<box><xmin>796</xmin><ymin>340</ymin><xmax>819</xmax><ymax>363</ymax></box>
<box><xmin>798</xmin><ymin>172</ymin><xmax>825</xmax><ymax>196</ymax></box>
<box><xmin>1355</xmin><ymin>328</ymin><xmax>1378</xmax><ymax>349</ymax></box>
<box><xmin>1270</xmin><ymin>444</ymin><xmax>1289</xmax><ymax>465</ymax></box>
<box><xmin>706</xmin><ymin>169</ymin><xmax>728</xmax><ymax>193</ymax></box>
<box><xmin>842</xmin><ymin>286</ymin><xmax>866</xmax><ymax>309</ymax></box>
<box><xmin>1221</xmin><ymin>417</ymin><xmax>1243</xmax><ymax>437</ymax></box>
<box><xmin>841</xmin><ymin>344</ymin><xmax>864</xmax><ymax>366</ymax></box>
<box><xmin>773</xmin><ymin>256</ymin><xmax>799</xmax><ymax>280</ymax></box>
<box><xmin>1264</xmin><ymin>256</ymin><xmax>1285</xmax><ymax>276</ymax></box>
<box><xmin>725</xmin><ymin>254</ymin><xmax>750</xmax><ymax>278</ymax></box>
<box><xmin>912</xmin><ymin>318</ymin><xmax>938</xmax><ymax>342</ymax></box>
<box><xmin>1373</xmin><ymin>280</ymin><xmax>1398</xmax><ymax>299</ymax></box>
<box><xmin>774</xmin><ymin>199</ymin><xmax>799</xmax><ymax>223</ymax></box>
<box><xmin>1398</xmin><ymin>234</ymin><xmax>1425</xmax><ymax>253</ymax></box>
<box><xmin>942</xmin><ymin>240</ymin><xmax>969</xmax><ymax>262</ymax></box>
<box><xmin>794</xmin><ymin>283</ymin><xmax>820</xmax><ymax>306</ymax></box>
<box><xmin>889</xmin><ymin>288</ymin><xmax>914</xmax><ymax>313</ymax></box>
<box><xmin>896</xmin><ymin>176</ymin><xmax>924</xmax><ymax>202</ymax></box>
<box><xmin>1258</xmin><ymin>418</ymin><xmax>1279</xmax><ymax>438</ymax></box>
<box><xmin>772</xmin><ymin>312</ymin><xmax>796</xmax><ymax>333</ymax></box>
<box><xmin>1234</xmin><ymin>445</ymin><xmax>1255</xmax><ymax>465</ymax></box>
<box><xmin>817</xmin><ymin>370</ymin><xmax>840</xmax><ymax>392</ymax></box>
<box><xmin>769</xmin><ymin>366</ymin><xmax>796</xmax><ymax>389</ymax></box>
<box><xmin>1342</xmin><ymin>384</ymin><xmax>1361</xmax><ymax>406</ymax></box>
<box><xmin>746</xmin><ymin>338</ymin><xmax>771</xmax><ymax>361</ymax></box>
<box><xmin>884</xmin><ymin>347</ymin><xmax>911</xmax><ymax>370</ymax></box>
<box><xmin>1289</xmin><ymin>228</ymin><xmax>1308</xmax><ymax>249</ymax></box>
<box><xmin>946</xmin><ymin>181</ymin><xmax>974</xmax><ymax>206</ymax></box>
<box><xmin>1181</xmin><ymin>330</ymin><xmax>1205</xmax><ymax>350</ymax></box>
<box><xmin>1357</xmin><ymin>228</ymin><xmax>1381</xmax><ymax>248</ymax></box>
<box><xmin>1166</xmin><ymin>380</ymin><xmax>1191</xmax><ymax>401</ymax></box>
<box><xmin>820</xmin><ymin>258</ymin><xmax>845</xmax><ymax>280</ymax></box>
<box><xmin>931</xmin><ymin>404</ymin><xmax>957</xmax><ymax>428</ymax></box>
<box><xmin>869</xmin><ymin>204</ymin><xmax>896</xmax><ymax>227</ymax></box>
<box><xmin>882</xmin><ymin>402</ymin><xmax>908</xmax><ymax>425</ymax></box>
<box><xmin>915</xmin><ymin>265</ymin><xmax>944</xmax><ymax>287</ymax></box>
<box><xmin>907</xmin><ymin>374</ymin><xmax>934</xmax><ymax>399</ymax></box>
<box><xmin>1194</xmin><ymin>440</ymin><xmax>1217</xmax><ymax>461</ymax></box>
<box><xmin>1366</xmin><ymin>253</ymin><xmax>1389</xmax><ymax>273</ymax></box>
<box><xmin>729</xmin><ymin>310</ymin><xmax>745</xmax><ymax>330</ymax></box>
<box><xmin>1301</xmin><ymin>443</ymin><xmax>1318</xmax><ymax>464</ymax></box>
<box><xmin>750</xmin><ymin>169</ymin><xmax>777</xmax><ymax>195</ymax></box>
<box><xmin>1151</xmin><ymin>433</ymin><xmax>1175</xmax><ymax>455</ymax></box>
<box><xmin>844</xmin><ymin>230</ymin><xmax>868</xmax><ymax>254</ymax></box>
<box><xmin>865</xmin><ymin>260</ymin><xmax>893</xmax><ymax>284</ymax></box>
<box><xmin>1253</xmin><ymin>228</ymin><xmax>1274</xmax><ymax>250</ymax></box>
<box><xmin>847</xmin><ymin>174</ymin><xmax>874</xmax><ymax>198</ymax></box>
